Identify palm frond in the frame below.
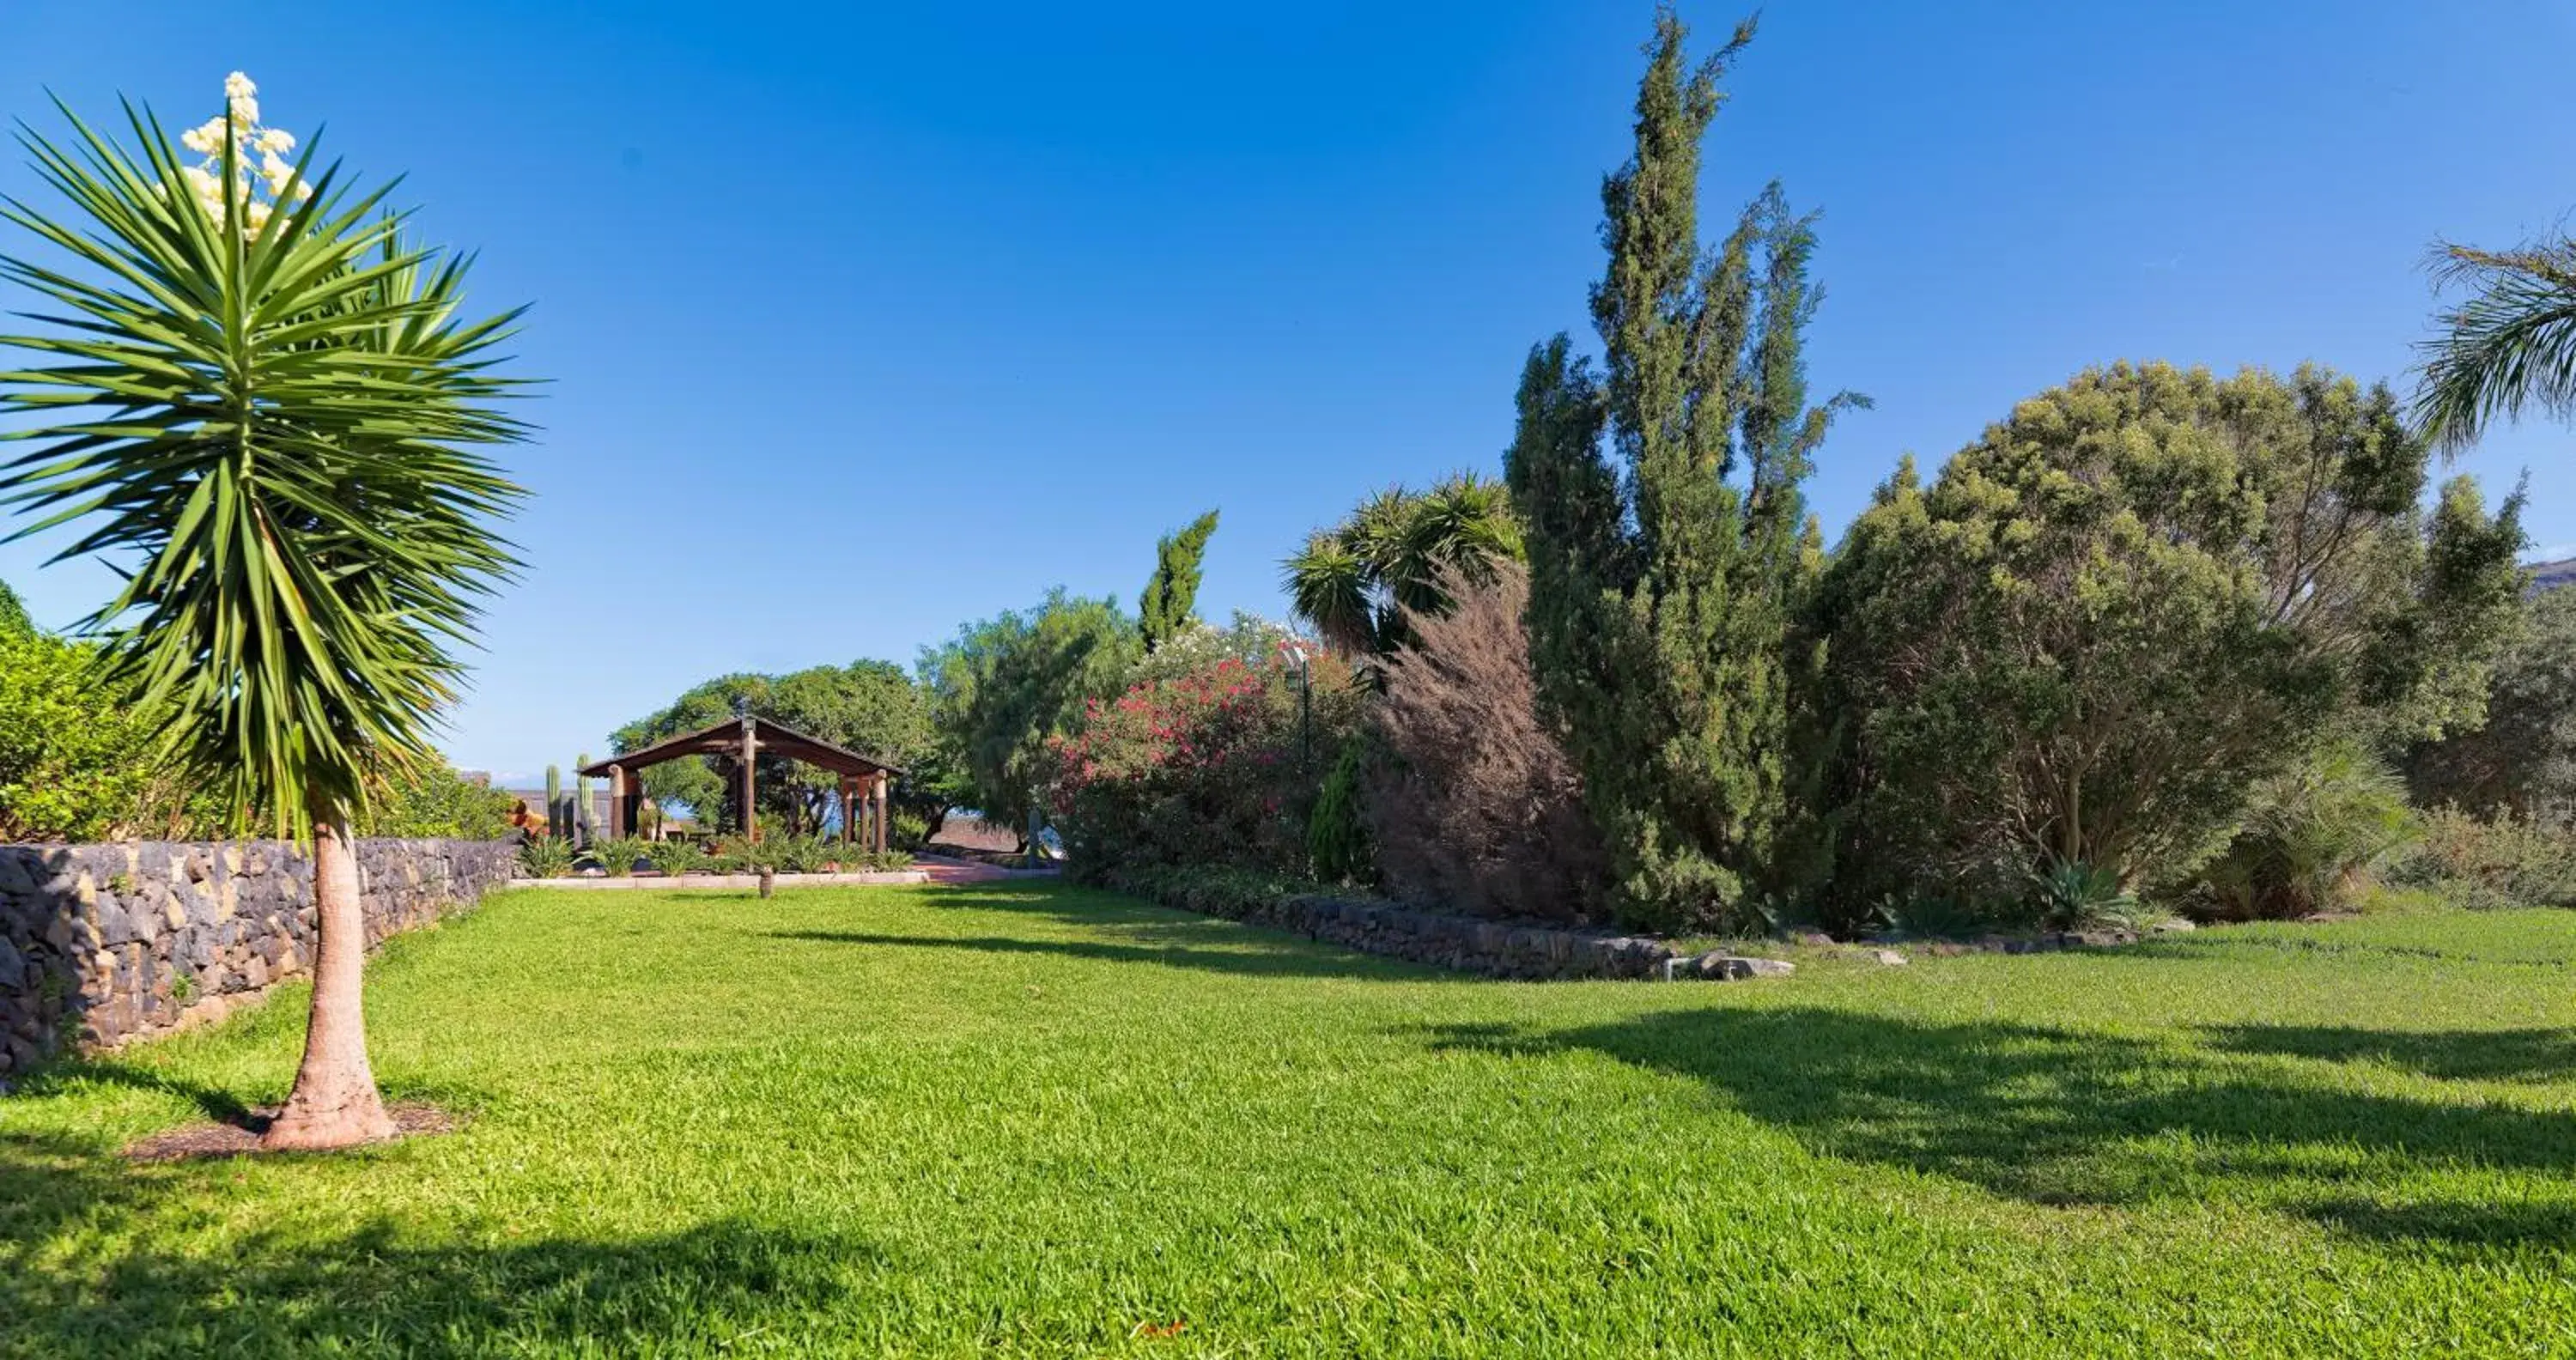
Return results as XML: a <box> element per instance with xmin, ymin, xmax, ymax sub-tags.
<box><xmin>2415</xmin><ymin>234</ymin><xmax>2576</xmax><ymax>453</ymax></box>
<box><xmin>1282</xmin><ymin>532</ymin><xmax>1376</xmax><ymax>655</ymax></box>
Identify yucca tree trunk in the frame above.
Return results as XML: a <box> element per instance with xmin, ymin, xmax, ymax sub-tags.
<box><xmin>261</xmin><ymin>811</ymin><xmax>397</xmax><ymax>1150</ymax></box>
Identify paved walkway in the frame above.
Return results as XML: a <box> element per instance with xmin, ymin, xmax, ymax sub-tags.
<box><xmin>914</xmin><ymin>853</ymin><xmax>1058</xmax><ymax>886</ymax></box>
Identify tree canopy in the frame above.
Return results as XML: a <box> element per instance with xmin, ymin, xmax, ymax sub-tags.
<box><xmin>919</xmin><ymin>589</ymin><xmax>1140</xmax><ymax>838</ymax></box>
<box><xmin>1809</xmin><ymin>361</ymin><xmax>2524</xmax><ymax>917</ymax></box>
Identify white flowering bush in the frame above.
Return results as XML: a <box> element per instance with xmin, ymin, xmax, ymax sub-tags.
<box><xmin>169</xmin><ymin>71</ymin><xmax>308</xmax><ymax>236</ymax></box>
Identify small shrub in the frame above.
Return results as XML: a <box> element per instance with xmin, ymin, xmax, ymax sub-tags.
<box><xmin>1365</xmin><ymin>565</ymin><xmax>1607</xmax><ymax>923</ymax></box>
<box><xmin>168</xmin><ymin>968</ymin><xmax>197</xmax><ymax>1005</ymax></box>
<box><xmin>362</xmin><ymin>758</ymin><xmax>517</xmax><ymax>840</ymax></box>
<box><xmin>517</xmin><ymin>834</ymin><xmax>576</xmax><ymax>878</ymax></box>
<box><xmin>708</xmin><ymin>835</ymin><xmax>769</xmax><ymax>874</ymax></box>
<box><xmin>1047</xmin><ymin>651</ymin><xmax>1358</xmax><ymax>881</ymax></box>
<box><xmin>584</xmin><ymin>836</ymin><xmax>651</xmax><ymax>877</ymax></box>
<box><xmin>1881</xmin><ymin>895</ymin><xmax>1990</xmax><ymax>940</ymax></box>
<box><xmin>2391</xmin><ymin>808</ymin><xmax>2576</xmax><ymax>909</ymax></box>
<box><xmin>2035</xmin><ymin>859</ymin><xmax>2135</xmax><ymax>931</ymax></box>
<box><xmin>2187</xmin><ymin>741</ymin><xmax>2415</xmax><ymax>921</ymax></box>
<box><xmin>644</xmin><ymin>839</ymin><xmax>706</xmax><ymax>877</ymax></box>
<box><xmin>0</xmin><ymin>630</ymin><xmax>180</xmax><ymax>841</ymax></box>
<box><xmin>1305</xmin><ymin>736</ymin><xmax>1370</xmax><ymax>886</ymax></box>
<box><xmin>2084</xmin><ymin>896</ymin><xmax>2179</xmax><ymax>935</ymax></box>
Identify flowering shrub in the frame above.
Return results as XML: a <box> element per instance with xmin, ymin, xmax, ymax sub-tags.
<box><xmin>1048</xmin><ymin>651</ymin><xmax>1357</xmax><ymax>878</ymax></box>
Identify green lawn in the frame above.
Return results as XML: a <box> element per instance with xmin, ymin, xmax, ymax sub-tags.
<box><xmin>5</xmin><ymin>883</ymin><xmax>2575</xmax><ymax>1356</ymax></box>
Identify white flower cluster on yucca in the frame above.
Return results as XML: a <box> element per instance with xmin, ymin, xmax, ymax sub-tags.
<box><xmin>168</xmin><ymin>71</ymin><xmax>308</xmax><ymax>234</ymax></box>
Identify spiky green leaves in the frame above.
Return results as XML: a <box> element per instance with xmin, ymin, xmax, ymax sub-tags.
<box><xmin>1281</xmin><ymin>475</ymin><xmax>1520</xmax><ymax>658</ymax></box>
<box><xmin>2415</xmin><ymin>236</ymin><xmax>2576</xmax><ymax>453</ymax></box>
<box><xmin>0</xmin><ymin>96</ymin><xmax>530</xmax><ymax>838</ymax></box>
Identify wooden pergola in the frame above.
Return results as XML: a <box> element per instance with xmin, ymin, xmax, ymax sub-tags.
<box><xmin>579</xmin><ymin>714</ymin><xmax>903</xmax><ymax>849</ymax></box>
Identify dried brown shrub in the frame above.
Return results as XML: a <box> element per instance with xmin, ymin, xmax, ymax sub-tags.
<box><xmin>1366</xmin><ymin>564</ymin><xmax>1607</xmax><ymax>921</ymax></box>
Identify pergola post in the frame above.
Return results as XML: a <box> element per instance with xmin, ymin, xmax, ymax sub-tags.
<box><xmin>873</xmin><ymin>772</ymin><xmax>890</xmax><ymax>854</ymax></box>
<box><xmin>606</xmin><ymin>765</ymin><xmax>628</xmax><ymax>839</ymax></box>
<box><xmin>739</xmin><ymin>714</ymin><xmax>759</xmax><ymax>842</ymax></box>
<box><xmin>838</xmin><ymin>776</ymin><xmax>857</xmax><ymax>848</ymax></box>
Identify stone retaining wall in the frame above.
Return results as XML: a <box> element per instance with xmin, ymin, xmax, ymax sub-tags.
<box><xmin>0</xmin><ymin>838</ymin><xmax>515</xmax><ymax>1079</ymax></box>
<box><xmin>1123</xmin><ymin>874</ymin><xmax>1680</xmax><ymax>980</ymax></box>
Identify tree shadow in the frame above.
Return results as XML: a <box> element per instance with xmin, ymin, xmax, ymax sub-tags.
<box><xmin>0</xmin><ymin>1130</ymin><xmax>873</xmax><ymax>1357</ymax></box>
<box><xmin>1415</xmin><ymin>1007</ymin><xmax>2576</xmax><ymax>1250</ymax></box>
<box><xmin>2086</xmin><ymin>932</ymin><xmax>2575</xmax><ymax>970</ymax></box>
<box><xmin>766</xmin><ymin>927</ymin><xmax>1443</xmax><ymax>982</ymax></box>
<box><xmin>2201</xmin><ymin>1024</ymin><xmax>2576</xmax><ymax>1084</ymax></box>
<box><xmin>7</xmin><ymin>1058</ymin><xmax>256</xmax><ymax>1125</ymax></box>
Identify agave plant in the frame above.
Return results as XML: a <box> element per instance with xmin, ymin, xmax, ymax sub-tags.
<box><xmin>583</xmin><ymin>835</ymin><xmax>652</xmax><ymax>877</ymax></box>
<box><xmin>2034</xmin><ymin>858</ymin><xmax>2137</xmax><ymax>932</ymax></box>
<box><xmin>644</xmin><ymin>838</ymin><xmax>707</xmax><ymax>877</ymax></box>
<box><xmin>517</xmin><ymin>833</ymin><xmax>576</xmax><ymax>879</ymax></box>
<box><xmin>0</xmin><ymin>76</ymin><xmax>530</xmax><ymax>1149</ymax></box>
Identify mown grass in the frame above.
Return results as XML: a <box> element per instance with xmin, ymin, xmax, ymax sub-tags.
<box><xmin>5</xmin><ymin>882</ymin><xmax>2576</xmax><ymax>1356</ymax></box>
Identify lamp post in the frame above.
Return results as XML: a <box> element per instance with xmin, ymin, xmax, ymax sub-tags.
<box><xmin>1280</xmin><ymin>640</ymin><xmax>1313</xmax><ymax>773</ymax></box>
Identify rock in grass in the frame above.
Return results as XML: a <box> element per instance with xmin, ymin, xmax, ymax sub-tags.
<box><xmin>1687</xmin><ymin>952</ymin><xmax>1795</xmax><ymax>981</ymax></box>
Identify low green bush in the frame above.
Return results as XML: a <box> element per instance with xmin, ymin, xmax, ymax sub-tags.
<box><xmin>2186</xmin><ymin>742</ymin><xmax>2415</xmax><ymax>921</ymax></box>
<box><xmin>361</xmin><ymin>759</ymin><xmax>516</xmax><ymax>840</ymax></box>
<box><xmin>0</xmin><ymin>630</ymin><xmax>202</xmax><ymax>841</ymax></box>
<box><xmin>2391</xmin><ymin>808</ymin><xmax>2576</xmax><ymax>909</ymax></box>
<box><xmin>517</xmin><ymin>834</ymin><xmax>576</xmax><ymax>878</ymax></box>
<box><xmin>584</xmin><ymin>836</ymin><xmax>652</xmax><ymax>877</ymax></box>
<box><xmin>644</xmin><ymin>839</ymin><xmax>706</xmax><ymax>877</ymax></box>
<box><xmin>1305</xmin><ymin>736</ymin><xmax>1370</xmax><ymax>887</ymax></box>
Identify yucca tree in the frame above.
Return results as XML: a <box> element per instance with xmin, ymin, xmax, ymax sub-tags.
<box><xmin>2415</xmin><ymin>231</ymin><xmax>2576</xmax><ymax>453</ymax></box>
<box><xmin>0</xmin><ymin>76</ymin><xmax>530</xmax><ymax>1150</ymax></box>
<box><xmin>1282</xmin><ymin>473</ymin><xmax>1520</xmax><ymax>656</ymax></box>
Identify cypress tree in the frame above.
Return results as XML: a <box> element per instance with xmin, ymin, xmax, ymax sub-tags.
<box><xmin>1139</xmin><ymin>509</ymin><xmax>1220</xmax><ymax>652</ymax></box>
<box><xmin>1504</xmin><ymin>8</ymin><xmax>1861</xmax><ymax>932</ymax></box>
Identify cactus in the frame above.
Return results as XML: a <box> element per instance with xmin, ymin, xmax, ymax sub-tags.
<box><xmin>544</xmin><ymin>764</ymin><xmax>563</xmax><ymax>840</ymax></box>
<box><xmin>574</xmin><ymin>751</ymin><xmax>593</xmax><ymax>847</ymax></box>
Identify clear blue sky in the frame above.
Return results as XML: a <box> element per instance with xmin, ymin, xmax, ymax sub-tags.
<box><xmin>4</xmin><ymin>1</ymin><xmax>2573</xmax><ymax>783</ymax></box>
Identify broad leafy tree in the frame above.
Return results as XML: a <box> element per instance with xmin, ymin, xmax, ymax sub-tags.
<box><xmin>2415</xmin><ymin>228</ymin><xmax>2576</xmax><ymax>452</ymax></box>
<box><xmin>1810</xmin><ymin>362</ymin><xmax>2524</xmax><ymax>920</ymax></box>
<box><xmin>1139</xmin><ymin>509</ymin><xmax>1219</xmax><ymax>652</ymax></box>
<box><xmin>919</xmin><ymin>589</ymin><xmax>1139</xmax><ymax>842</ymax></box>
<box><xmin>1504</xmin><ymin>9</ymin><xmax>1861</xmax><ymax>932</ymax></box>
<box><xmin>2409</xmin><ymin>584</ymin><xmax>2576</xmax><ymax>825</ymax></box>
<box><xmin>0</xmin><ymin>76</ymin><xmax>530</xmax><ymax>1148</ymax></box>
<box><xmin>1282</xmin><ymin>474</ymin><xmax>1519</xmax><ymax>657</ymax></box>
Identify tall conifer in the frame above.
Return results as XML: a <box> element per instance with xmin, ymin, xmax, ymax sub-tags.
<box><xmin>1139</xmin><ymin>510</ymin><xmax>1220</xmax><ymax>652</ymax></box>
<box><xmin>1505</xmin><ymin>8</ymin><xmax>1860</xmax><ymax>931</ymax></box>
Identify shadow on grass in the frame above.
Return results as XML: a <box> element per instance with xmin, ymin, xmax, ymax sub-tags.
<box><xmin>8</xmin><ymin>1058</ymin><xmax>258</xmax><ymax>1125</ymax></box>
<box><xmin>0</xmin><ymin>1131</ymin><xmax>872</xmax><ymax>1357</ymax></box>
<box><xmin>2079</xmin><ymin>932</ymin><xmax>2576</xmax><ymax>970</ymax></box>
<box><xmin>767</xmin><ymin>926</ymin><xmax>1441</xmax><ymax>982</ymax></box>
<box><xmin>2202</xmin><ymin>1024</ymin><xmax>2576</xmax><ymax>1084</ymax></box>
<box><xmin>1419</xmin><ymin>1008</ymin><xmax>2576</xmax><ymax>1250</ymax></box>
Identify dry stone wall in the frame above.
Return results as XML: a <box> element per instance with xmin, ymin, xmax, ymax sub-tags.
<box><xmin>0</xmin><ymin>838</ymin><xmax>514</xmax><ymax>1081</ymax></box>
